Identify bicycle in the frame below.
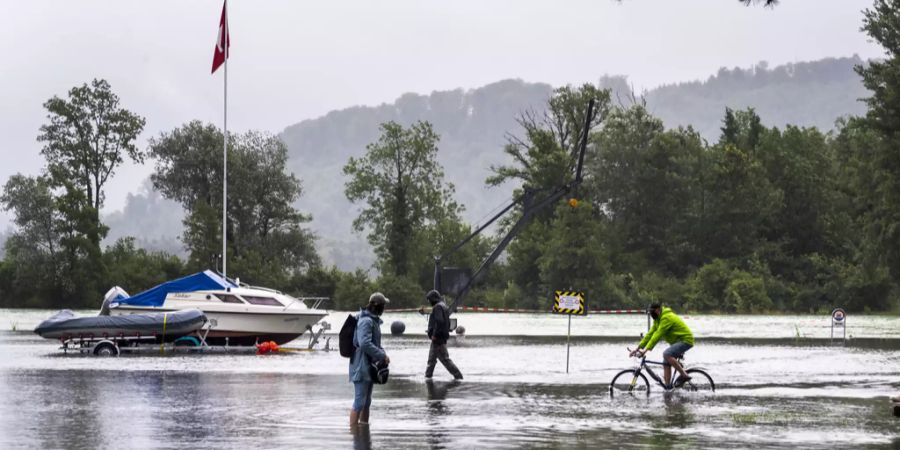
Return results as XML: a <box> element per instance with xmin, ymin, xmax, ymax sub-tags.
<box><xmin>609</xmin><ymin>348</ymin><xmax>715</xmax><ymax>396</ymax></box>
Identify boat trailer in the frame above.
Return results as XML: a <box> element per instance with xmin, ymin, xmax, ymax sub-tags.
<box><xmin>57</xmin><ymin>320</ymin><xmax>332</xmax><ymax>356</ymax></box>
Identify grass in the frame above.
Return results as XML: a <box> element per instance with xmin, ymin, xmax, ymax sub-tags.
<box><xmin>9</xmin><ymin>322</ymin><xmax>17</xmax><ymax>331</ymax></box>
<box><xmin>731</xmin><ymin>412</ymin><xmax>796</xmax><ymax>426</ymax></box>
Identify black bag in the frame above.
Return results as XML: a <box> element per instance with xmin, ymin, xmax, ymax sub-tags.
<box><xmin>370</xmin><ymin>360</ymin><xmax>390</xmax><ymax>384</ymax></box>
<box><xmin>339</xmin><ymin>314</ymin><xmax>358</xmax><ymax>358</ymax></box>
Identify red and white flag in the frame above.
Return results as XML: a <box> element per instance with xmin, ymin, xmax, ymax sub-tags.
<box><xmin>211</xmin><ymin>1</ymin><xmax>230</xmax><ymax>74</ymax></box>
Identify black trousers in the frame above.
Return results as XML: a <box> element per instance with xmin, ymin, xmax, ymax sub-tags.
<box><xmin>425</xmin><ymin>341</ymin><xmax>462</xmax><ymax>378</ymax></box>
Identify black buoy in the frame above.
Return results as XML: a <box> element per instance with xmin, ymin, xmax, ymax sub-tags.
<box><xmin>390</xmin><ymin>320</ymin><xmax>406</xmax><ymax>336</ymax></box>
<box><xmin>455</xmin><ymin>325</ymin><xmax>466</xmax><ymax>336</ymax></box>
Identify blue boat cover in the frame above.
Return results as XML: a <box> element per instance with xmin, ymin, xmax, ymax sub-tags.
<box><xmin>112</xmin><ymin>270</ymin><xmax>236</xmax><ymax>307</ymax></box>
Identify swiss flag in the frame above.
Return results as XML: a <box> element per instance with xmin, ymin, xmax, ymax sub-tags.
<box><xmin>211</xmin><ymin>1</ymin><xmax>230</xmax><ymax>74</ymax></box>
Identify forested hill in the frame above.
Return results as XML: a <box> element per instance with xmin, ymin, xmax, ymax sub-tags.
<box><xmin>276</xmin><ymin>56</ymin><xmax>868</xmax><ymax>270</ymax></box>
<box><xmin>643</xmin><ymin>56</ymin><xmax>868</xmax><ymax>139</ymax></box>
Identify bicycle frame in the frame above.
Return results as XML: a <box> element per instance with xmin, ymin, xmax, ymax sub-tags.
<box><xmin>635</xmin><ymin>357</ymin><xmax>672</xmax><ymax>389</ymax></box>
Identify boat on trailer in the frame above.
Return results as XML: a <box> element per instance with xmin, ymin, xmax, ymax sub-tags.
<box><xmin>103</xmin><ymin>270</ymin><xmax>330</xmax><ymax>346</ymax></box>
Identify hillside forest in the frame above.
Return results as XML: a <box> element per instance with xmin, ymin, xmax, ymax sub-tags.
<box><xmin>2</xmin><ymin>4</ymin><xmax>899</xmax><ymax>314</ymax></box>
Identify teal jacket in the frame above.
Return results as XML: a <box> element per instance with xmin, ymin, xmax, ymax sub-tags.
<box><xmin>638</xmin><ymin>307</ymin><xmax>694</xmax><ymax>351</ymax></box>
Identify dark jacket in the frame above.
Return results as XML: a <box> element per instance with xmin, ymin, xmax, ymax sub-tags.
<box><xmin>427</xmin><ymin>301</ymin><xmax>451</xmax><ymax>345</ymax></box>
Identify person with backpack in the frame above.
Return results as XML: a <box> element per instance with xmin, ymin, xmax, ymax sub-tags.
<box><xmin>348</xmin><ymin>292</ymin><xmax>390</xmax><ymax>428</ymax></box>
<box><xmin>424</xmin><ymin>290</ymin><xmax>463</xmax><ymax>380</ymax></box>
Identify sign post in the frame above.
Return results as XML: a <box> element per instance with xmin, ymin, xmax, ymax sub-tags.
<box><xmin>831</xmin><ymin>307</ymin><xmax>846</xmax><ymax>343</ymax></box>
<box><xmin>553</xmin><ymin>290</ymin><xmax>586</xmax><ymax>373</ymax></box>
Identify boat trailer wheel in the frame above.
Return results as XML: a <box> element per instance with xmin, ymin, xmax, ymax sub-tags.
<box><xmin>93</xmin><ymin>341</ymin><xmax>120</xmax><ymax>357</ymax></box>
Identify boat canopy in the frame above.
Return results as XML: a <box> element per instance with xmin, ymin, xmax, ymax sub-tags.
<box><xmin>112</xmin><ymin>270</ymin><xmax>237</xmax><ymax>307</ymax></box>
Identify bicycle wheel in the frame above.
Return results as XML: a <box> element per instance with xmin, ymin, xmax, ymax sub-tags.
<box><xmin>609</xmin><ymin>369</ymin><xmax>650</xmax><ymax>396</ymax></box>
<box><xmin>677</xmin><ymin>368</ymin><xmax>715</xmax><ymax>392</ymax></box>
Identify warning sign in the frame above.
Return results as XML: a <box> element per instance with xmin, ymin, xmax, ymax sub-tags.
<box><xmin>553</xmin><ymin>291</ymin><xmax>586</xmax><ymax>315</ymax></box>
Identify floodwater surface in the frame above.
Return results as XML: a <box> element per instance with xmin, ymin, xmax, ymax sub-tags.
<box><xmin>0</xmin><ymin>310</ymin><xmax>898</xmax><ymax>449</ymax></box>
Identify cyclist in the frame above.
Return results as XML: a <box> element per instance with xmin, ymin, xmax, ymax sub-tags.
<box><xmin>629</xmin><ymin>303</ymin><xmax>694</xmax><ymax>388</ymax></box>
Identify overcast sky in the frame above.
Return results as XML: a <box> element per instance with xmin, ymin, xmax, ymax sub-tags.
<box><xmin>0</xmin><ymin>0</ymin><xmax>883</xmax><ymax>219</ymax></box>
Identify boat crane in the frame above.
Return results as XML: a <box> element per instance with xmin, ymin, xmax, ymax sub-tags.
<box><xmin>432</xmin><ymin>99</ymin><xmax>597</xmax><ymax>316</ymax></box>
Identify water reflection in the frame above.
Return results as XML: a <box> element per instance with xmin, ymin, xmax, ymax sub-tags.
<box><xmin>424</xmin><ymin>380</ymin><xmax>461</xmax><ymax>448</ymax></box>
<box><xmin>662</xmin><ymin>392</ymin><xmax>695</xmax><ymax>428</ymax></box>
<box><xmin>35</xmin><ymin>371</ymin><xmax>106</xmax><ymax>450</ymax></box>
<box><xmin>351</xmin><ymin>425</ymin><xmax>371</xmax><ymax>450</ymax></box>
<box><xmin>425</xmin><ymin>380</ymin><xmax>460</xmax><ymax>413</ymax></box>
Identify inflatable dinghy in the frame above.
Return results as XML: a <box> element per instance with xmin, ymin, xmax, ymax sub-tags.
<box><xmin>34</xmin><ymin>309</ymin><xmax>207</xmax><ymax>340</ymax></box>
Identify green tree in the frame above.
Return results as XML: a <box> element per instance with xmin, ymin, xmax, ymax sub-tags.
<box><xmin>344</xmin><ymin>121</ymin><xmax>463</xmax><ymax>280</ymax></box>
<box><xmin>537</xmin><ymin>202</ymin><xmax>612</xmax><ymax>309</ymax></box>
<box><xmin>589</xmin><ymin>105</ymin><xmax>705</xmax><ymax>276</ymax></box>
<box><xmin>31</xmin><ymin>79</ymin><xmax>146</xmax><ymax>303</ymax></box>
<box><xmin>0</xmin><ymin>175</ymin><xmax>66</xmax><ymax>306</ymax></box>
<box><xmin>149</xmin><ymin>122</ymin><xmax>319</xmax><ymax>288</ymax></box>
<box><xmin>701</xmin><ymin>111</ymin><xmax>782</xmax><ymax>260</ymax></box>
<box><xmin>487</xmin><ymin>84</ymin><xmax>611</xmax><ymax>304</ymax></box>
<box><xmin>103</xmin><ymin>237</ymin><xmax>184</xmax><ymax>293</ymax></box>
<box><xmin>855</xmin><ymin>0</ymin><xmax>900</xmax><ymax>279</ymax></box>
<box><xmin>488</xmin><ymin>84</ymin><xmax>610</xmax><ymax>193</ymax></box>
<box><xmin>38</xmin><ymin>79</ymin><xmax>146</xmax><ymax>249</ymax></box>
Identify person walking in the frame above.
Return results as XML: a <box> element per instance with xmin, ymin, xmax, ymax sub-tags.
<box><xmin>424</xmin><ymin>290</ymin><xmax>463</xmax><ymax>380</ymax></box>
<box><xmin>349</xmin><ymin>292</ymin><xmax>390</xmax><ymax>427</ymax></box>
<box><xmin>629</xmin><ymin>303</ymin><xmax>694</xmax><ymax>388</ymax></box>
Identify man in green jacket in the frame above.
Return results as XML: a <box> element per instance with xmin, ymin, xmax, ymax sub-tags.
<box><xmin>629</xmin><ymin>303</ymin><xmax>694</xmax><ymax>388</ymax></box>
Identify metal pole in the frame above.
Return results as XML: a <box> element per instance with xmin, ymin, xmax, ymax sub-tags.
<box><xmin>566</xmin><ymin>314</ymin><xmax>571</xmax><ymax>374</ymax></box>
<box><xmin>222</xmin><ymin>0</ymin><xmax>228</xmax><ymax>278</ymax></box>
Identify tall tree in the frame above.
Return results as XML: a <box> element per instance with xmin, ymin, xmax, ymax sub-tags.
<box><xmin>588</xmin><ymin>105</ymin><xmax>705</xmax><ymax>276</ymax></box>
<box><xmin>344</xmin><ymin>121</ymin><xmax>463</xmax><ymax>279</ymax></box>
<box><xmin>488</xmin><ymin>84</ymin><xmax>610</xmax><ymax>194</ymax></box>
<box><xmin>0</xmin><ymin>175</ymin><xmax>66</xmax><ymax>305</ymax></box>
<box><xmin>856</xmin><ymin>0</ymin><xmax>900</xmax><ymax>278</ymax></box>
<box><xmin>149</xmin><ymin>122</ymin><xmax>319</xmax><ymax>287</ymax></box>
<box><xmin>487</xmin><ymin>84</ymin><xmax>611</xmax><ymax>302</ymax></box>
<box><xmin>38</xmin><ymin>79</ymin><xmax>146</xmax><ymax>248</ymax></box>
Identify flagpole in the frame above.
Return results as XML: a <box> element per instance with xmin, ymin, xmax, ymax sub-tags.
<box><xmin>222</xmin><ymin>0</ymin><xmax>228</xmax><ymax>278</ymax></box>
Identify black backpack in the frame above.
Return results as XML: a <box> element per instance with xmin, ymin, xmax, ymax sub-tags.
<box><xmin>339</xmin><ymin>314</ymin><xmax>358</xmax><ymax>358</ymax></box>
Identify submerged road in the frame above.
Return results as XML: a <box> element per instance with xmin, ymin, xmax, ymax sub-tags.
<box><xmin>0</xmin><ymin>317</ymin><xmax>898</xmax><ymax>449</ymax></box>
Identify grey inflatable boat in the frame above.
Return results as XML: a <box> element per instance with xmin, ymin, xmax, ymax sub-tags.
<box><xmin>34</xmin><ymin>309</ymin><xmax>207</xmax><ymax>340</ymax></box>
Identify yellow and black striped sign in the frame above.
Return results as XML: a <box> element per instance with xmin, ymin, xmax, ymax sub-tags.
<box><xmin>553</xmin><ymin>291</ymin><xmax>586</xmax><ymax>315</ymax></box>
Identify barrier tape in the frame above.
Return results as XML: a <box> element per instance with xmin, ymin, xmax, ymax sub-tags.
<box><xmin>385</xmin><ymin>306</ymin><xmax>646</xmax><ymax>314</ymax></box>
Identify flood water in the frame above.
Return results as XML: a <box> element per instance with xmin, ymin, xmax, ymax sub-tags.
<box><xmin>1</xmin><ymin>310</ymin><xmax>898</xmax><ymax>449</ymax></box>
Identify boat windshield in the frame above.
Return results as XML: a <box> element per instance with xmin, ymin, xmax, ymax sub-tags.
<box><xmin>242</xmin><ymin>295</ymin><xmax>283</xmax><ymax>306</ymax></box>
<box><xmin>216</xmin><ymin>294</ymin><xmax>245</xmax><ymax>304</ymax></box>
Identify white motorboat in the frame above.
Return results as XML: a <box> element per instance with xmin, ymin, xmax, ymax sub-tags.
<box><xmin>103</xmin><ymin>270</ymin><xmax>329</xmax><ymax>345</ymax></box>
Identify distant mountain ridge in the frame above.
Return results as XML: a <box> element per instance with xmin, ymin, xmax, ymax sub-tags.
<box><xmin>105</xmin><ymin>56</ymin><xmax>869</xmax><ymax>271</ymax></box>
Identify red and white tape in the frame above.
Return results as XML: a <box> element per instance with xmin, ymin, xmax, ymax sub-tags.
<box><xmin>385</xmin><ymin>306</ymin><xmax>645</xmax><ymax>314</ymax></box>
